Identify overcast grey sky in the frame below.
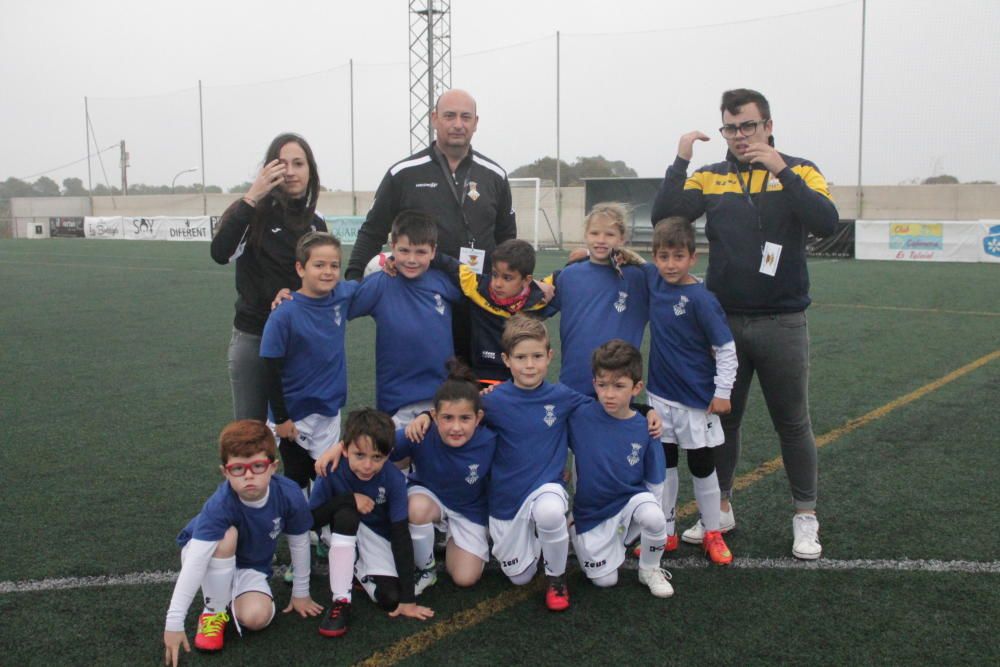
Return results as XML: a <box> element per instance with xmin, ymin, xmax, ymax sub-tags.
<box><xmin>2</xmin><ymin>0</ymin><xmax>997</xmax><ymax>191</ymax></box>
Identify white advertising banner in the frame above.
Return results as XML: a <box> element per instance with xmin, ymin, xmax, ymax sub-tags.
<box><xmin>84</xmin><ymin>216</ymin><xmax>212</xmax><ymax>241</ymax></box>
<box><xmin>84</xmin><ymin>216</ymin><xmax>124</xmax><ymax>239</ymax></box>
<box><xmin>856</xmin><ymin>220</ymin><xmax>1000</xmax><ymax>263</ymax></box>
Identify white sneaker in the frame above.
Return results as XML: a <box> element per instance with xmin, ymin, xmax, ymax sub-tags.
<box><xmin>638</xmin><ymin>567</ymin><xmax>674</xmax><ymax>598</ymax></box>
<box><xmin>681</xmin><ymin>505</ymin><xmax>736</xmax><ymax>545</ymax></box>
<box><xmin>792</xmin><ymin>513</ymin><xmax>822</xmax><ymax>560</ymax></box>
<box><xmin>414</xmin><ymin>566</ymin><xmax>438</xmax><ymax>596</ymax></box>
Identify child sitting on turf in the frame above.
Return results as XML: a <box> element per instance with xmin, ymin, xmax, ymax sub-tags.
<box><xmin>162</xmin><ymin>420</ymin><xmax>322</xmax><ymax>666</ymax></box>
<box><xmin>409</xmin><ymin>315</ymin><xmax>659</xmax><ymax>611</ymax></box>
<box><xmin>640</xmin><ymin>217</ymin><xmax>738</xmax><ymax>566</ymax></box>
<box><xmin>321</xmin><ymin>359</ymin><xmax>497</xmax><ymax>594</ymax></box>
<box><xmin>548</xmin><ymin>203</ymin><xmax>650</xmax><ymax>397</ymax></box>
<box><xmin>260</xmin><ymin>231</ymin><xmax>358</xmax><ymax>511</ymax></box>
<box><xmin>568</xmin><ymin>339</ymin><xmax>672</xmax><ymax>597</ymax></box>
<box><xmin>348</xmin><ymin>211</ymin><xmax>463</xmax><ymax>426</ymax></box>
<box><xmin>309</xmin><ymin>408</ymin><xmax>434</xmax><ymax>638</ymax></box>
<box><xmin>431</xmin><ymin>239</ymin><xmax>555</xmax><ymax>384</ymax></box>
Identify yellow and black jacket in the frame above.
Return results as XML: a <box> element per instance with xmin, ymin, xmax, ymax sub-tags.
<box><xmin>435</xmin><ymin>254</ymin><xmax>555</xmax><ymax>382</ymax></box>
<box><xmin>651</xmin><ymin>151</ymin><xmax>839</xmax><ymax>314</ymax></box>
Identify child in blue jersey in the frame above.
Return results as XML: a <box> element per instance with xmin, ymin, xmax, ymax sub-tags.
<box><xmin>397</xmin><ymin>359</ymin><xmax>497</xmax><ymax>594</ymax></box>
<box><xmin>162</xmin><ymin>421</ymin><xmax>322</xmax><ymax>667</ymax></box>
<box><xmin>568</xmin><ymin>339</ymin><xmax>673</xmax><ymax>597</ymax></box>
<box><xmin>260</xmin><ymin>232</ymin><xmax>357</xmax><ymax>500</ymax></box>
<box><xmin>409</xmin><ymin>315</ymin><xmax>658</xmax><ymax>612</ymax></box>
<box><xmin>348</xmin><ymin>211</ymin><xmax>463</xmax><ymax>426</ymax></box>
<box><xmin>642</xmin><ymin>218</ymin><xmax>738</xmax><ymax>566</ymax></box>
<box><xmin>309</xmin><ymin>408</ymin><xmax>434</xmax><ymax>638</ymax></box>
<box><xmin>430</xmin><ymin>239</ymin><xmax>555</xmax><ymax>384</ymax></box>
<box><xmin>549</xmin><ymin>203</ymin><xmax>650</xmax><ymax>396</ymax></box>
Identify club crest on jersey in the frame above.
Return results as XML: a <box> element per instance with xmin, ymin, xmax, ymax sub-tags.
<box><xmin>627</xmin><ymin>442</ymin><xmax>642</xmax><ymax>466</ymax></box>
<box><xmin>269</xmin><ymin>517</ymin><xmax>282</xmax><ymax>540</ymax></box>
<box><xmin>333</xmin><ymin>304</ymin><xmax>342</xmax><ymax>326</ymax></box>
<box><xmin>614</xmin><ymin>291</ymin><xmax>628</xmax><ymax>313</ymax></box>
<box><xmin>434</xmin><ymin>294</ymin><xmax>445</xmax><ymax>315</ymax></box>
<box><xmin>376</xmin><ymin>486</ymin><xmax>387</xmax><ymax>505</ymax></box>
<box><xmin>467</xmin><ymin>181</ymin><xmax>480</xmax><ymax>201</ymax></box>
<box><xmin>543</xmin><ymin>404</ymin><xmax>557</xmax><ymax>427</ymax></box>
<box><xmin>673</xmin><ymin>295</ymin><xmax>689</xmax><ymax>317</ymax></box>
<box><xmin>465</xmin><ymin>464</ymin><xmax>480</xmax><ymax>485</ymax></box>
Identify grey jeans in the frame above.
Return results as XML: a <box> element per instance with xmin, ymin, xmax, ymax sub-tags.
<box><xmin>716</xmin><ymin>311</ymin><xmax>818</xmax><ymax>511</ymax></box>
<box><xmin>226</xmin><ymin>327</ymin><xmax>269</xmax><ymax>422</ymax></box>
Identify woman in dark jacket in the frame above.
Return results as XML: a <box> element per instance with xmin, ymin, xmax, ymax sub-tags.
<box><xmin>211</xmin><ymin>133</ymin><xmax>327</xmax><ymax>420</ymax></box>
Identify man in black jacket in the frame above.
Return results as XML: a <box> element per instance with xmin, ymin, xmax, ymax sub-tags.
<box><xmin>651</xmin><ymin>88</ymin><xmax>838</xmax><ymax>561</ymax></box>
<box><xmin>346</xmin><ymin>89</ymin><xmax>517</xmax><ymax>361</ymax></box>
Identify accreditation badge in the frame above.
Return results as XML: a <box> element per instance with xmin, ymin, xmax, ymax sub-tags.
<box><xmin>759</xmin><ymin>242</ymin><xmax>783</xmax><ymax>276</ymax></box>
<box><xmin>460</xmin><ymin>247</ymin><xmax>486</xmax><ymax>275</ymax></box>
<box><xmin>467</xmin><ymin>181</ymin><xmax>480</xmax><ymax>201</ymax></box>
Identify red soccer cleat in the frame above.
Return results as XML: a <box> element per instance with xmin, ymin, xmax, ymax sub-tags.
<box><xmin>194</xmin><ymin>610</ymin><xmax>229</xmax><ymax>651</ymax></box>
<box><xmin>545</xmin><ymin>575</ymin><xmax>570</xmax><ymax>612</ymax></box>
<box><xmin>703</xmin><ymin>530</ymin><xmax>733</xmax><ymax>566</ymax></box>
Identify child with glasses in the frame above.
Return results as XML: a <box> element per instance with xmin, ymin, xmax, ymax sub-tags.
<box><xmin>163</xmin><ymin>420</ymin><xmax>322</xmax><ymax>666</ymax></box>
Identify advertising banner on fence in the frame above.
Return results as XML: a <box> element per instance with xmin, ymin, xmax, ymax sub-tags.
<box><xmin>84</xmin><ymin>216</ymin><xmax>213</xmax><ymax>241</ymax></box>
<box><xmin>325</xmin><ymin>216</ymin><xmax>364</xmax><ymax>245</ymax></box>
<box><xmin>856</xmin><ymin>220</ymin><xmax>1000</xmax><ymax>263</ymax></box>
<box><xmin>50</xmin><ymin>217</ymin><xmax>86</xmax><ymax>238</ymax></box>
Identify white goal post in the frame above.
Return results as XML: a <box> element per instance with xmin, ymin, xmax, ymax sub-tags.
<box><xmin>509</xmin><ymin>177</ymin><xmax>559</xmax><ymax>250</ymax></box>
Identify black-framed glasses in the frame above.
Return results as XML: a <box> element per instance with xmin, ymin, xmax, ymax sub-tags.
<box><xmin>223</xmin><ymin>459</ymin><xmax>273</xmax><ymax>476</ymax></box>
<box><xmin>719</xmin><ymin>119</ymin><xmax>768</xmax><ymax>139</ymax></box>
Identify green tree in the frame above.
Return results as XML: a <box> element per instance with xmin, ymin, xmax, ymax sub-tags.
<box><xmin>32</xmin><ymin>176</ymin><xmax>61</xmax><ymax>196</ymax></box>
<box><xmin>0</xmin><ymin>177</ymin><xmax>35</xmax><ymax>198</ymax></box>
<box><xmin>228</xmin><ymin>182</ymin><xmax>253</xmax><ymax>193</ymax></box>
<box><xmin>922</xmin><ymin>174</ymin><xmax>959</xmax><ymax>184</ymax></box>
<box><xmin>62</xmin><ymin>177</ymin><xmax>88</xmax><ymax>196</ymax></box>
<box><xmin>509</xmin><ymin>155</ymin><xmax>637</xmax><ymax>186</ymax></box>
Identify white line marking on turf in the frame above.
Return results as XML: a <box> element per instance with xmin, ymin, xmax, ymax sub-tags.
<box><xmin>4</xmin><ymin>558</ymin><xmax>997</xmax><ymax>594</ymax></box>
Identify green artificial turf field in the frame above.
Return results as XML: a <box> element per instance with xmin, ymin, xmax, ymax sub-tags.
<box><xmin>1</xmin><ymin>239</ymin><xmax>997</xmax><ymax>666</ymax></box>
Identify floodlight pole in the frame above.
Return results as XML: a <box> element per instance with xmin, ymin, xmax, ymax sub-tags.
<box><xmin>856</xmin><ymin>0</ymin><xmax>867</xmax><ymax>219</ymax></box>
<box><xmin>409</xmin><ymin>0</ymin><xmax>451</xmax><ymax>153</ymax></box>
<box><xmin>85</xmin><ymin>97</ymin><xmax>93</xmax><ymax>196</ymax></box>
<box><xmin>199</xmin><ymin>80</ymin><xmax>207</xmax><ymax>215</ymax></box>
<box><xmin>350</xmin><ymin>59</ymin><xmax>357</xmax><ymax>215</ymax></box>
<box><xmin>555</xmin><ymin>31</ymin><xmax>562</xmax><ymax>247</ymax></box>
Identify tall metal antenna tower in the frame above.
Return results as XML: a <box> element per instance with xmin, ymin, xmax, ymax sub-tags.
<box><xmin>409</xmin><ymin>0</ymin><xmax>452</xmax><ymax>153</ymax></box>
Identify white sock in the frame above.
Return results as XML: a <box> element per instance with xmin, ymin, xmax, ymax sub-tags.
<box><xmin>532</xmin><ymin>493</ymin><xmax>568</xmax><ymax>577</ymax></box>
<box><xmin>328</xmin><ymin>533</ymin><xmax>356</xmax><ymax>602</ymax></box>
<box><xmin>201</xmin><ymin>556</ymin><xmax>235</xmax><ymax>614</ymax></box>
<box><xmin>635</xmin><ymin>503</ymin><xmax>668</xmax><ymax>570</ymax></box>
<box><xmin>409</xmin><ymin>522</ymin><xmax>436</xmax><ymax>570</ymax></box>
<box><xmin>693</xmin><ymin>471</ymin><xmax>722</xmax><ymax>532</ymax></box>
<box><xmin>662</xmin><ymin>466</ymin><xmax>679</xmax><ymax>536</ymax></box>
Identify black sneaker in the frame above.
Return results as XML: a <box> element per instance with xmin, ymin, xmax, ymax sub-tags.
<box><xmin>318</xmin><ymin>598</ymin><xmax>351</xmax><ymax>637</ymax></box>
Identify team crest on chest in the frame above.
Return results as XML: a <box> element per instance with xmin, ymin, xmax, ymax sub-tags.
<box><xmin>269</xmin><ymin>517</ymin><xmax>282</xmax><ymax>540</ymax></box>
<box><xmin>614</xmin><ymin>291</ymin><xmax>628</xmax><ymax>313</ymax></box>
<box><xmin>627</xmin><ymin>443</ymin><xmax>642</xmax><ymax>466</ymax></box>
<box><xmin>543</xmin><ymin>404</ymin><xmax>557</xmax><ymax>427</ymax></box>
<box><xmin>673</xmin><ymin>295</ymin><xmax>689</xmax><ymax>317</ymax></box>
<box><xmin>434</xmin><ymin>294</ymin><xmax>445</xmax><ymax>315</ymax></box>
<box><xmin>334</xmin><ymin>304</ymin><xmax>342</xmax><ymax>326</ymax></box>
<box><xmin>465</xmin><ymin>464</ymin><xmax>480</xmax><ymax>485</ymax></box>
<box><xmin>375</xmin><ymin>486</ymin><xmax>387</xmax><ymax>505</ymax></box>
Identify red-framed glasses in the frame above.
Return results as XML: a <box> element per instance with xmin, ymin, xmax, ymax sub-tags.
<box><xmin>223</xmin><ymin>459</ymin><xmax>273</xmax><ymax>477</ymax></box>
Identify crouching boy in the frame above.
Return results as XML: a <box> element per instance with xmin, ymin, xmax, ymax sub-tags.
<box><xmin>162</xmin><ymin>420</ymin><xmax>322</xmax><ymax>666</ymax></box>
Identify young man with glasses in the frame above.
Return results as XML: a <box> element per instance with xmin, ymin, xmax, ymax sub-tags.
<box><xmin>651</xmin><ymin>88</ymin><xmax>839</xmax><ymax>560</ymax></box>
<box><xmin>163</xmin><ymin>420</ymin><xmax>323</xmax><ymax>666</ymax></box>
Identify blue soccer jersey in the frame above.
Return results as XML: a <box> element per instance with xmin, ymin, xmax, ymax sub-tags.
<box><xmin>482</xmin><ymin>381</ymin><xmax>590</xmax><ymax>520</ymax></box>
<box><xmin>392</xmin><ymin>424</ymin><xmax>496</xmax><ymax>526</ymax></box>
<box><xmin>642</xmin><ymin>265</ymin><xmax>734</xmax><ymax>409</ymax></box>
<box><xmin>259</xmin><ymin>281</ymin><xmax>360</xmax><ymax>420</ymax></box>
<box><xmin>550</xmin><ymin>261</ymin><xmax>649</xmax><ymax>396</ymax></box>
<box><xmin>311</xmin><ymin>457</ymin><xmax>409</xmax><ymax>539</ymax></box>
<box><xmin>348</xmin><ymin>269</ymin><xmax>462</xmax><ymax>413</ymax></box>
<box><xmin>568</xmin><ymin>401</ymin><xmax>666</xmax><ymax>534</ymax></box>
<box><xmin>177</xmin><ymin>475</ymin><xmax>313</xmax><ymax>576</ymax></box>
